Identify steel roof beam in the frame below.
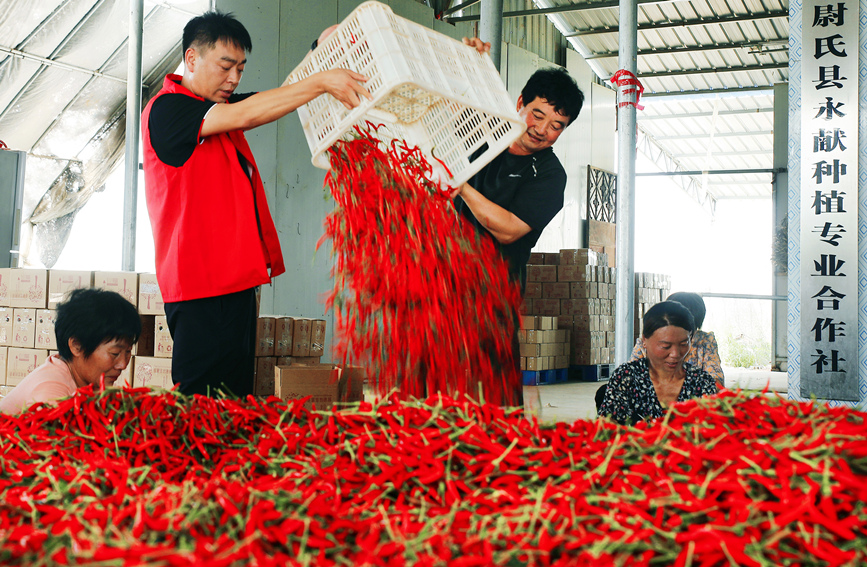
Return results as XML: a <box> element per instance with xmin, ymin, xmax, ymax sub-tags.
<box><xmin>642</xmin><ymin>86</ymin><xmax>774</xmax><ymax>98</ymax></box>
<box><xmin>446</xmin><ymin>0</ymin><xmax>677</xmax><ymax>21</ymax></box>
<box><xmin>636</xmin><ymin>128</ymin><xmax>716</xmax><ymax>215</ymax></box>
<box><xmin>584</xmin><ymin>40</ymin><xmax>787</xmax><ymax>60</ymax></box>
<box><xmin>442</xmin><ymin>0</ymin><xmax>481</xmax><ymax>18</ymax></box>
<box><xmin>639</xmin><ymin>62</ymin><xmax>788</xmax><ymax>79</ymax></box>
<box><xmin>641</xmin><ymin>107</ymin><xmax>773</xmax><ymax>119</ymax></box>
<box><xmin>673</xmin><ymin>150</ymin><xmax>773</xmax><ymax>157</ymax></box>
<box><xmin>567</xmin><ymin>10</ymin><xmax>789</xmax><ymax>36</ymax></box>
<box><xmin>637</xmin><ymin>168</ymin><xmax>776</xmax><ymax>175</ymax></box>
<box><xmin>652</xmin><ymin>130</ymin><xmax>773</xmax><ymax>140</ymax></box>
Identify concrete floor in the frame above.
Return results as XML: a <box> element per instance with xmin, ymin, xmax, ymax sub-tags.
<box><xmin>527</xmin><ymin>367</ymin><xmax>788</xmax><ymax>424</ymax></box>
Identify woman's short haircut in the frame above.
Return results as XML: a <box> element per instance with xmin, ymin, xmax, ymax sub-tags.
<box><xmin>183</xmin><ymin>11</ymin><xmax>253</xmax><ymax>54</ymax></box>
<box><xmin>642</xmin><ymin>300</ymin><xmax>696</xmax><ymax>340</ymax></box>
<box><xmin>666</xmin><ymin>291</ymin><xmax>707</xmax><ymax>329</ymax></box>
<box><xmin>520</xmin><ymin>67</ymin><xmax>585</xmax><ymax>126</ymax></box>
<box><xmin>55</xmin><ymin>288</ymin><xmax>141</xmax><ymax>360</ymax></box>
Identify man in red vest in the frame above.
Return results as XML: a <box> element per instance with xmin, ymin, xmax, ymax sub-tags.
<box><xmin>142</xmin><ymin>11</ymin><xmax>370</xmax><ymax>397</ymax></box>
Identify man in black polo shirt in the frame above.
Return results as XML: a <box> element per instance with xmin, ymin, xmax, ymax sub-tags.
<box><xmin>453</xmin><ymin>67</ymin><xmax>584</xmax><ymax>291</ymax></box>
<box><xmin>452</xmin><ymin>67</ymin><xmax>584</xmax><ymax>402</ymax></box>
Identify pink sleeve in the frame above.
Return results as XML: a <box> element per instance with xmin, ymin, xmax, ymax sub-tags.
<box><xmin>29</xmin><ymin>382</ymin><xmax>76</xmax><ymax>407</ymax></box>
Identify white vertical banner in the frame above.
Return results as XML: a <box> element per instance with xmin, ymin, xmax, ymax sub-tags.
<box><xmin>800</xmin><ymin>0</ymin><xmax>860</xmax><ymax>400</ymax></box>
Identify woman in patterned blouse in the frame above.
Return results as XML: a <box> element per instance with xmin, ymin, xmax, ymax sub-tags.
<box><xmin>629</xmin><ymin>292</ymin><xmax>725</xmax><ymax>390</ymax></box>
<box><xmin>597</xmin><ymin>301</ymin><xmax>718</xmax><ymax>425</ymax></box>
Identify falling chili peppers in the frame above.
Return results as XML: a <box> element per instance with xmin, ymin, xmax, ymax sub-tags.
<box><xmin>319</xmin><ymin>125</ymin><xmax>523</xmax><ymax>405</ymax></box>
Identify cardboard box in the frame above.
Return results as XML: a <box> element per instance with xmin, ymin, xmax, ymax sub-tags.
<box><xmin>274</xmin><ymin>317</ymin><xmax>295</xmax><ymax>357</ymax></box>
<box><xmin>524</xmin><ymin>282</ymin><xmax>542</xmax><ymax>299</ymax></box>
<box><xmin>559</xmin><ymin>249</ymin><xmax>596</xmax><ymax>266</ymax></box>
<box><xmin>540</xmin><ymin>343</ymin><xmax>559</xmax><ymax>357</ymax></box>
<box><xmin>526</xmin><ymin>265</ymin><xmax>557</xmax><ymax>283</ymax></box>
<box><xmin>34</xmin><ymin>309</ymin><xmax>56</xmax><ymax>350</ymax></box>
<box><xmin>292</xmin><ymin>318</ymin><xmax>312</xmax><ymax>357</ymax></box>
<box><xmin>254</xmin><ymin>357</ymin><xmax>277</xmax><ymax>397</ymax></box>
<box><xmin>520</xmin><ymin>343</ymin><xmax>541</xmax><ymax>357</ymax></box>
<box><xmin>543</xmin><ymin>252</ymin><xmax>561</xmax><ymax>265</ymax></box>
<box><xmin>133</xmin><ymin>356</ymin><xmax>173</xmax><ymax>389</ymax></box>
<box><xmin>561</xmin><ymin>299</ymin><xmax>592</xmax><ymax>316</ymax></box>
<box><xmin>532</xmin><ymin>298</ymin><xmax>560</xmax><ymax>316</ymax></box>
<box><xmin>255</xmin><ymin>316</ymin><xmax>276</xmax><ymax>357</ymax></box>
<box><xmin>117</xmin><ymin>360</ymin><xmax>133</xmax><ymax>388</ymax></box>
<box><xmin>11</xmin><ymin>308</ymin><xmax>35</xmax><ymax>348</ymax></box>
<box><xmin>6</xmin><ymin>348</ymin><xmax>49</xmax><ymax>386</ymax></box>
<box><xmin>527</xmin><ymin>252</ymin><xmax>545</xmax><ymax>265</ymax></box>
<box><xmin>542</xmin><ymin>282</ymin><xmax>570</xmax><ymax>299</ymax></box>
<box><xmin>277</xmin><ymin>356</ymin><xmax>322</xmax><ymax>366</ymax></box>
<box><xmin>275</xmin><ymin>363</ymin><xmax>340</xmax><ymax>411</ymax></box>
<box><xmin>47</xmin><ymin>270</ymin><xmax>92</xmax><ymax>308</ymax></box>
<box><xmin>154</xmin><ymin>315</ymin><xmax>173</xmax><ymax>358</ymax></box>
<box><xmin>558</xmin><ymin>265</ymin><xmax>591</xmax><ymax>282</ymax></box>
<box><xmin>93</xmin><ymin>271</ymin><xmax>137</xmax><ymax>306</ymax></box>
<box><xmin>310</xmin><ymin>319</ymin><xmax>327</xmax><ymax>357</ymax></box>
<box><xmin>9</xmin><ymin>269</ymin><xmax>47</xmax><ymax>308</ymax></box>
<box><xmin>0</xmin><ymin>307</ymin><xmax>12</xmax><ymax>347</ymax></box>
<box><xmin>571</xmin><ymin>282</ymin><xmax>592</xmax><ymax>298</ymax></box>
<box><xmin>137</xmin><ymin>273</ymin><xmax>164</xmax><ymax>315</ymax></box>
<box><xmin>0</xmin><ymin>268</ymin><xmax>10</xmax><ymax>306</ymax></box>
<box><xmin>273</xmin><ymin>363</ymin><xmax>364</xmax><ymax>410</ymax></box>
<box><xmin>520</xmin><ymin>316</ymin><xmax>538</xmax><ymax>330</ymax></box>
<box><xmin>0</xmin><ymin>347</ymin><xmax>6</xmax><ymax>386</ymax></box>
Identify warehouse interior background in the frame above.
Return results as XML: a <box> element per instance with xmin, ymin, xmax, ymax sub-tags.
<box><xmin>0</xmin><ymin>0</ymin><xmax>797</xmax><ymax>392</ymax></box>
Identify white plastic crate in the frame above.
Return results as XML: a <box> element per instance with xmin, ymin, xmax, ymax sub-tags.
<box><xmin>285</xmin><ymin>0</ymin><xmax>526</xmax><ymax>187</ymax></box>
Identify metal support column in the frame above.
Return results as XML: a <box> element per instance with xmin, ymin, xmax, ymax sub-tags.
<box><xmin>613</xmin><ymin>0</ymin><xmax>638</xmax><ymax>365</ymax></box>
<box><xmin>771</xmin><ymin>82</ymin><xmax>788</xmax><ymax>371</ymax></box>
<box><xmin>479</xmin><ymin>0</ymin><xmax>504</xmax><ymax>71</ymax></box>
<box><xmin>122</xmin><ymin>0</ymin><xmax>143</xmax><ymax>272</ymax></box>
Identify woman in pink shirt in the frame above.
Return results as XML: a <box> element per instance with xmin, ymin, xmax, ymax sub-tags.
<box><xmin>0</xmin><ymin>288</ymin><xmax>141</xmax><ymax>414</ymax></box>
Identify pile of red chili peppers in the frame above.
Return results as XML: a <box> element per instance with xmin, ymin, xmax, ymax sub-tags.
<box><xmin>0</xmin><ymin>385</ymin><xmax>865</xmax><ymax>566</ymax></box>
<box><xmin>320</xmin><ymin>125</ymin><xmax>523</xmax><ymax>405</ymax></box>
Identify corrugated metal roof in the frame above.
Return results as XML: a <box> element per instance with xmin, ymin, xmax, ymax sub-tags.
<box><xmin>445</xmin><ymin>0</ymin><xmax>788</xmax><ymax>203</ymax></box>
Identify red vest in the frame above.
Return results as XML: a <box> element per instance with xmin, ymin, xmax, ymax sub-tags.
<box><xmin>141</xmin><ymin>75</ymin><xmax>285</xmax><ymax>302</ymax></box>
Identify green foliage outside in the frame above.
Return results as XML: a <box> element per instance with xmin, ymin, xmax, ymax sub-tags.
<box><xmin>718</xmin><ymin>332</ymin><xmax>772</xmax><ymax>369</ymax></box>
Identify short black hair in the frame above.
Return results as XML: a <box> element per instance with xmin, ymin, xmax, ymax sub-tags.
<box><xmin>666</xmin><ymin>292</ymin><xmax>707</xmax><ymax>329</ymax></box>
<box><xmin>183</xmin><ymin>11</ymin><xmax>252</xmax><ymax>55</ymax></box>
<box><xmin>55</xmin><ymin>288</ymin><xmax>141</xmax><ymax>360</ymax></box>
<box><xmin>520</xmin><ymin>67</ymin><xmax>584</xmax><ymax>126</ymax></box>
<box><xmin>642</xmin><ymin>300</ymin><xmax>695</xmax><ymax>340</ymax></box>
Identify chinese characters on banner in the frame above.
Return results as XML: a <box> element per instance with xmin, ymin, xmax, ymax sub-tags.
<box><xmin>801</xmin><ymin>0</ymin><xmax>860</xmax><ymax>400</ymax></box>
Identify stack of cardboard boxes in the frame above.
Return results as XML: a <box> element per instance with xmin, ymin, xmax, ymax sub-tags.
<box><xmin>0</xmin><ymin>268</ymin><xmax>142</xmax><ymax>393</ymax></box>
<box><xmin>519</xmin><ymin>315</ymin><xmax>570</xmax><ymax>383</ymax></box>
<box><xmin>634</xmin><ymin>272</ymin><xmax>672</xmax><ymax>341</ymax></box>
<box><xmin>251</xmin><ymin>316</ymin><xmax>327</xmax><ymax>398</ymax></box>
<box><xmin>1</xmin><ymin>268</ymin><xmax>360</xmax><ymax>409</ymax></box>
<box><xmin>523</xmin><ymin>249</ymin><xmax>616</xmax><ymax>369</ymax></box>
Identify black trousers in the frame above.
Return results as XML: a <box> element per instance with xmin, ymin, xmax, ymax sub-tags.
<box><xmin>164</xmin><ymin>288</ymin><xmax>257</xmax><ymax>398</ymax></box>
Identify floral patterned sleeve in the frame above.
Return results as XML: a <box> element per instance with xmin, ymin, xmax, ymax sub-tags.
<box><xmin>629</xmin><ymin>338</ymin><xmax>644</xmax><ymax>361</ymax></box>
<box><xmin>696</xmin><ymin>331</ymin><xmax>725</xmax><ymax>390</ymax></box>
<box><xmin>598</xmin><ymin>360</ymin><xmax>646</xmax><ymax>425</ymax></box>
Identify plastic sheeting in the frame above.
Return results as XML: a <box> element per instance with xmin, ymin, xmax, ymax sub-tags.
<box><xmin>0</xmin><ymin>0</ymin><xmax>208</xmax><ymax>267</ymax></box>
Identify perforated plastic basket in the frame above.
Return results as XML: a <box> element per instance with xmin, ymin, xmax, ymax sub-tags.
<box><xmin>285</xmin><ymin>1</ymin><xmax>526</xmax><ymax>187</ymax></box>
